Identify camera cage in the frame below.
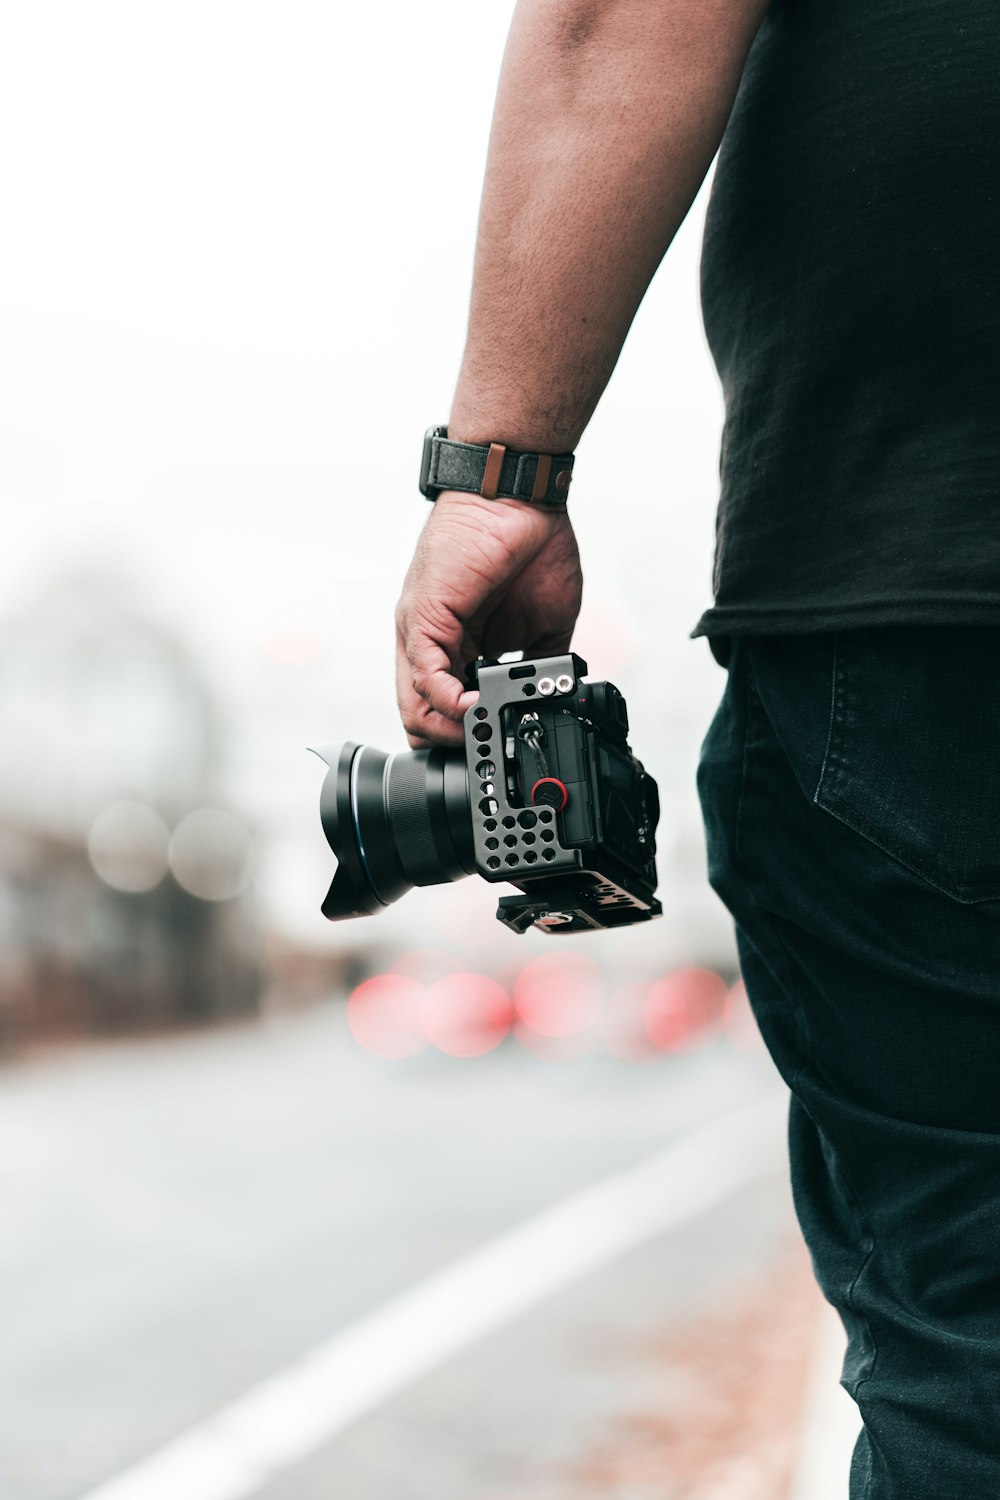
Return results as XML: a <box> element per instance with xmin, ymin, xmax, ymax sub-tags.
<box><xmin>465</xmin><ymin>653</ymin><xmax>662</xmax><ymax>935</ymax></box>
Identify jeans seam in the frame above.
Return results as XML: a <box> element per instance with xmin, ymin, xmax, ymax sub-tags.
<box><xmin>730</xmin><ymin>659</ymin><xmax>817</xmax><ymax>1073</ymax></box>
<box><xmin>846</xmin><ymin>1236</ymin><xmax>880</xmax><ymax>1403</ymax></box>
<box><xmin>815</xmin><ymin>630</ymin><xmax>842</xmax><ymax>801</ymax></box>
<box><xmin>810</xmin><ymin>796</ymin><xmax>1000</xmax><ymax>905</ymax></box>
<box><xmin>734</xmin><ymin>644</ymin><xmax>759</xmax><ymax>870</ymax></box>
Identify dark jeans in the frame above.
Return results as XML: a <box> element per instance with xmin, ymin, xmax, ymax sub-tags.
<box><xmin>697</xmin><ymin>629</ymin><xmax>1000</xmax><ymax>1499</ymax></box>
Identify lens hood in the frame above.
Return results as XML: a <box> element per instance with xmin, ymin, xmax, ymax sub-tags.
<box><xmin>312</xmin><ymin>740</ymin><xmax>475</xmax><ymax>922</ymax></box>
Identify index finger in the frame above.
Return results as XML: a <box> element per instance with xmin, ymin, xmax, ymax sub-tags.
<box><xmin>395</xmin><ymin>630</ymin><xmax>477</xmax><ymax>749</ymax></box>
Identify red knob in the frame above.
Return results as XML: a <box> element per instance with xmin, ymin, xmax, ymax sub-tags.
<box><xmin>530</xmin><ymin>777</ymin><xmax>568</xmax><ymax>812</ymax></box>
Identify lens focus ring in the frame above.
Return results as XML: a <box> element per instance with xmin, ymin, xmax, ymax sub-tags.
<box><xmin>386</xmin><ymin>753</ymin><xmax>448</xmax><ymax>886</ymax></box>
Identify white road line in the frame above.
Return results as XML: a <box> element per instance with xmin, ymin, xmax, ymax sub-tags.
<box><xmin>78</xmin><ymin>1093</ymin><xmax>786</xmax><ymax>1500</ymax></box>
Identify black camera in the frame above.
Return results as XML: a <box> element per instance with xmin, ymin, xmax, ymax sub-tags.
<box><xmin>314</xmin><ymin>653</ymin><xmax>661</xmax><ymax>936</ymax></box>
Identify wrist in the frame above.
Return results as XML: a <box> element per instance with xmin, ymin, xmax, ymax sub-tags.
<box><xmin>448</xmin><ymin>399</ymin><xmax>583</xmax><ymax>456</ymax></box>
<box><xmin>432</xmin><ymin>490</ymin><xmax>572</xmax><ymax>525</ymax></box>
<box><xmin>447</xmin><ymin>418</ymin><xmax>583</xmax><ymax>454</ymax></box>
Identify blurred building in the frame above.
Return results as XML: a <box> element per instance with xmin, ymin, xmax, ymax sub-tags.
<box><xmin>0</xmin><ymin>573</ymin><xmax>261</xmax><ymax>1047</ymax></box>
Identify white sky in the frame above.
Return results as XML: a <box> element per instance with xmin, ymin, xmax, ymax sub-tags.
<box><xmin>0</xmin><ymin>1</ymin><xmax>735</xmax><ymax>963</ymax></box>
<box><xmin>0</xmin><ymin>0</ymin><xmax>723</xmax><ymax>662</ymax></box>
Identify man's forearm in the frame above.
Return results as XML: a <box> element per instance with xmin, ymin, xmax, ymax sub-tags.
<box><xmin>396</xmin><ymin>0</ymin><xmax>769</xmax><ymax>739</ymax></box>
<box><xmin>449</xmin><ymin>0</ymin><xmax>770</xmax><ymax>454</ymax></box>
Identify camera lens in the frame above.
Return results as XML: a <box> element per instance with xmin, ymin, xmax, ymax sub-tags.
<box><xmin>313</xmin><ymin>742</ymin><xmax>476</xmax><ymax>921</ymax></box>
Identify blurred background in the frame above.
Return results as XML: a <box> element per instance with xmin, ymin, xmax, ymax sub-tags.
<box><xmin>0</xmin><ymin>5</ymin><xmax>832</xmax><ymax>1500</ymax></box>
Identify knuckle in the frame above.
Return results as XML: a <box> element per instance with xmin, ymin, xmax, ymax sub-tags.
<box><xmin>416</xmin><ymin>599</ymin><xmax>460</xmax><ymax>642</ymax></box>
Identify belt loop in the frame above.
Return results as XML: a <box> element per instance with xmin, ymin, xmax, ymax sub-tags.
<box><xmin>530</xmin><ymin>454</ymin><xmax>552</xmax><ymax>503</ymax></box>
<box><xmin>480</xmin><ymin>443</ymin><xmax>506</xmax><ymax>500</ymax></box>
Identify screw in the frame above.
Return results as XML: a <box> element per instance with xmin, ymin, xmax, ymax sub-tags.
<box><xmin>555</xmin><ymin>674</ymin><xmax>574</xmax><ymax>693</ymax></box>
<box><xmin>538</xmin><ymin>677</ymin><xmax>555</xmax><ymax>696</ymax></box>
<box><xmin>538</xmin><ymin>912</ymin><xmax>573</xmax><ymax>926</ymax></box>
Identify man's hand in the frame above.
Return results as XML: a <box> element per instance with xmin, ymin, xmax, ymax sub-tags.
<box><xmin>395</xmin><ymin>493</ymin><xmax>582</xmax><ymax>748</ymax></box>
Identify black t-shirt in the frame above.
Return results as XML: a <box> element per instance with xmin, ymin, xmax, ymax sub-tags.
<box><xmin>693</xmin><ymin>0</ymin><xmax>1000</xmax><ymax>640</ymax></box>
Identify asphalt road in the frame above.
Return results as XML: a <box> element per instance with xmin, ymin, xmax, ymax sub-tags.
<box><xmin>0</xmin><ymin>1004</ymin><xmax>790</xmax><ymax>1500</ymax></box>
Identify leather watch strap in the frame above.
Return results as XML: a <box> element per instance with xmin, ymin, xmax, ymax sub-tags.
<box><xmin>420</xmin><ymin>427</ymin><xmax>574</xmax><ymax>506</ymax></box>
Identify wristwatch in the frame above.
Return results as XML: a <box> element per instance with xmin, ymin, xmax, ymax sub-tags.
<box><xmin>419</xmin><ymin>426</ymin><xmax>574</xmax><ymax>506</ymax></box>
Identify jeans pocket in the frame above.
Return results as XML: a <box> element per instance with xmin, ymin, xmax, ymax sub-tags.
<box><xmin>815</xmin><ymin>627</ymin><xmax>1000</xmax><ymax>903</ymax></box>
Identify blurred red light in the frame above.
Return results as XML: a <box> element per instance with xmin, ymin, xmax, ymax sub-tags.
<box><xmin>421</xmin><ymin>972</ymin><xmax>512</xmax><ymax>1058</ymax></box>
<box><xmin>348</xmin><ymin>975</ymin><xmax>427</xmax><ymax>1059</ymax></box>
<box><xmin>513</xmin><ymin>952</ymin><xmax>603</xmax><ymax>1038</ymax></box>
<box><xmin>644</xmin><ymin>967</ymin><xmax>728</xmax><ymax>1053</ymax></box>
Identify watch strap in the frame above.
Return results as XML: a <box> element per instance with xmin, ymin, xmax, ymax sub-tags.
<box><xmin>421</xmin><ymin>427</ymin><xmax>573</xmax><ymax>506</ymax></box>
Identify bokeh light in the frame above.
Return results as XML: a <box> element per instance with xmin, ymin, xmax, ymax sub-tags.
<box><xmin>87</xmin><ymin>800</ymin><xmax>170</xmax><ymax>893</ymax></box>
<box><xmin>169</xmin><ymin>808</ymin><xmax>254</xmax><ymax>902</ymax></box>
<box><xmin>644</xmin><ymin>967</ymin><xmax>729</xmax><ymax>1053</ymax></box>
<box><xmin>348</xmin><ymin>974</ymin><xmax>427</xmax><ymax>1060</ymax></box>
<box><xmin>512</xmin><ymin>952</ymin><xmax>604</xmax><ymax>1039</ymax></box>
<box><xmin>420</xmin><ymin>972</ymin><xmax>512</xmax><ymax>1058</ymax></box>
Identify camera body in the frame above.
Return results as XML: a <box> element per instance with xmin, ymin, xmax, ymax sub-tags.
<box><xmin>465</xmin><ymin>653</ymin><xmax>661</xmax><ymax>934</ymax></box>
<box><xmin>314</xmin><ymin>652</ymin><xmax>661</xmax><ymax>936</ymax></box>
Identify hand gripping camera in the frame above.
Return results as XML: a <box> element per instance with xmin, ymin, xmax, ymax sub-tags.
<box><xmin>314</xmin><ymin>653</ymin><xmax>662</xmax><ymax>936</ymax></box>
